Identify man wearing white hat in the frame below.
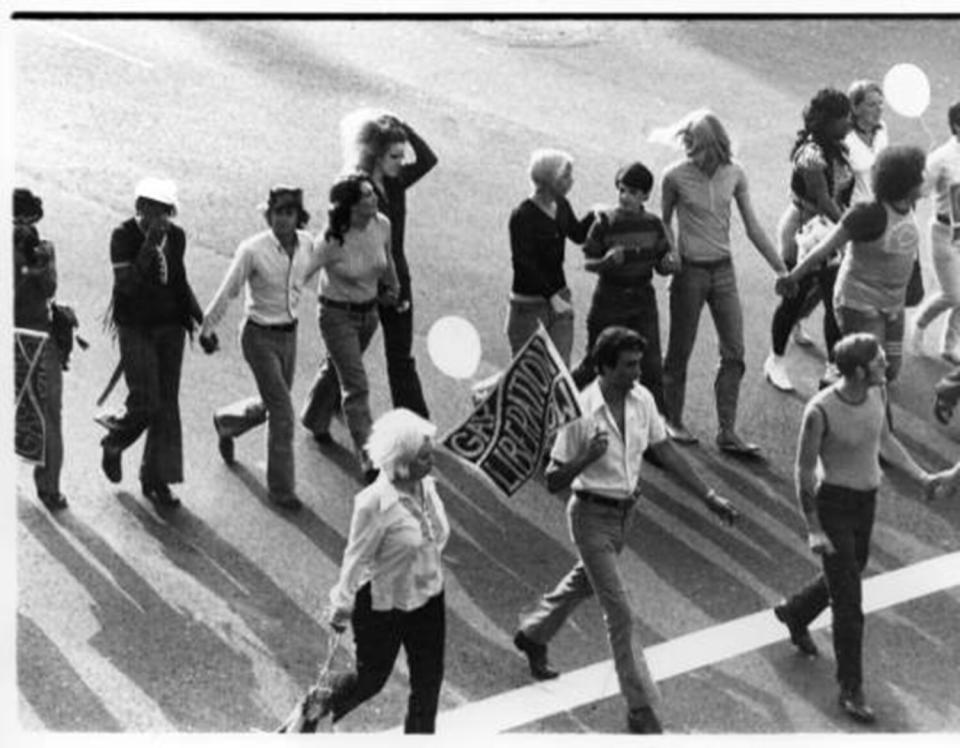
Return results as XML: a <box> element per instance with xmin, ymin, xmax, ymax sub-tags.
<box><xmin>99</xmin><ymin>177</ymin><xmax>203</xmax><ymax>508</ymax></box>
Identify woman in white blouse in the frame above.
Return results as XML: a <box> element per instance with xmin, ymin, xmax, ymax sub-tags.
<box><xmin>845</xmin><ymin>80</ymin><xmax>889</xmax><ymax>205</ymax></box>
<box><xmin>313</xmin><ymin>408</ymin><xmax>450</xmax><ymax>733</ymax></box>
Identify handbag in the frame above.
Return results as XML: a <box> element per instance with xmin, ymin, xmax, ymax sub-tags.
<box><xmin>904</xmin><ymin>258</ymin><xmax>924</xmax><ymax>308</ymax></box>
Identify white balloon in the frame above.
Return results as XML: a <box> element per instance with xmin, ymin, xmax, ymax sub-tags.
<box><xmin>883</xmin><ymin>63</ymin><xmax>931</xmax><ymax>118</ymax></box>
<box><xmin>427</xmin><ymin>316</ymin><xmax>482</xmax><ymax>379</ymax></box>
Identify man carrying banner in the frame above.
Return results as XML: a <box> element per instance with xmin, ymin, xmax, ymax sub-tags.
<box><xmin>512</xmin><ymin>325</ymin><xmax>738</xmax><ymax>734</ymax></box>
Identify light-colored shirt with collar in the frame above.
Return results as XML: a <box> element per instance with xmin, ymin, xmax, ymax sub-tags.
<box><xmin>329</xmin><ymin>474</ymin><xmax>450</xmax><ymax>614</ymax></box>
<box><xmin>924</xmin><ymin>136</ymin><xmax>960</xmax><ymax>219</ymax></box>
<box><xmin>202</xmin><ymin>228</ymin><xmax>314</xmax><ymax>332</ymax></box>
<box><xmin>551</xmin><ymin>379</ymin><xmax>667</xmax><ymax>501</ymax></box>
<box><xmin>845</xmin><ymin>122</ymin><xmax>889</xmax><ymax>204</ymax></box>
<box><xmin>661</xmin><ymin>159</ymin><xmax>747</xmax><ymax>263</ymax></box>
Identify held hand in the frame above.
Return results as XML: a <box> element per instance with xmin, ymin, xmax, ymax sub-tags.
<box><xmin>199</xmin><ymin>331</ymin><xmax>219</xmax><ymax>355</ymax></box>
<box><xmin>807</xmin><ymin>530</ymin><xmax>834</xmax><ymax>556</ymax></box>
<box><xmin>583</xmin><ymin>428</ymin><xmax>609</xmax><ymax>464</ymax></box>
<box><xmin>923</xmin><ymin>471</ymin><xmax>952</xmax><ymax>502</ymax></box>
<box><xmin>660</xmin><ymin>251</ymin><xmax>682</xmax><ymax>274</ymax></box>
<box><xmin>775</xmin><ymin>273</ymin><xmax>798</xmax><ymax>298</ymax></box>
<box><xmin>603</xmin><ymin>246</ymin><xmax>626</xmax><ymax>267</ymax></box>
<box><xmin>326</xmin><ymin>606</ymin><xmax>351</xmax><ymax>633</ymax></box>
<box><xmin>706</xmin><ymin>493</ymin><xmax>739</xmax><ymax>525</ymax></box>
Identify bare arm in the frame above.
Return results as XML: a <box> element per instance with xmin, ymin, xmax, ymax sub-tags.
<box><xmin>784</xmin><ymin>223</ymin><xmax>850</xmax><ymax>285</ymax></box>
<box><xmin>648</xmin><ymin>438</ymin><xmax>738</xmax><ymax>523</ymax></box>
<box><xmin>795</xmin><ymin>405</ymin><xmax>824</xmax><ymax>534</ymax></box>
<box><xmin>734</xmin><ymin>172</ymin><xmax>786</xmax><ymax>275</ymax></box>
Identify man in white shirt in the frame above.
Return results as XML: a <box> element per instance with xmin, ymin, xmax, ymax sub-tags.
<box><xmin>199</xmin><ymin>186</ymin><xmax>314</xmax><ymax>509</ymax></box>
<box><xmin>910</xmin><ymin>102</ymin><xmax>960</xmax><ymax>362</ymax></box>
<box><xmin>513</xmin><ymin>326</ymin><xmax>738</xmax><ymax>734</ymax></box>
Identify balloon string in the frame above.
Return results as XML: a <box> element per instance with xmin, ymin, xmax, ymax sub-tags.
<box><xmin>919</xmin><ymin>113</ymin><xmax>937</xmax><ymax>150</ymax></box>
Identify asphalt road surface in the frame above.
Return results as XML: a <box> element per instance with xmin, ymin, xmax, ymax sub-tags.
<box><xmin>9</xmin><ymin>17</ymin><xmax>960</xmax><ymax>738</ymax></box>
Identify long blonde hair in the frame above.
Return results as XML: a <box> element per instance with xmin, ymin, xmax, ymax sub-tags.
<box><xmin>678</xmin><ymin>111</ymin><xmax>733</xmax><ymax>167</ymax></box>
<box><xmin>339</xmin><ymin>108</ymin><xmax>407</xmax><ymax>175</ymax></box>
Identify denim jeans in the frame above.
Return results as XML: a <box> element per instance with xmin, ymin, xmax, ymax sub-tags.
<box><xmin>216</xmin><ymin>320</ymin><xmax>296</xmax><ymax>496</ymax></box>
<box><xmin>834</xmin><ymin>304</ymin><xmax>905</xmax><ymax>381</ymax></box>
<box><xmin>379</xmin><ymin>299</ymin><xmax>430</xmax><ymax>418</ymax></box>
<box><xmin>328</xmin><ymin>584</ymin><xmax>445</xmax><ymax>734</ymax></box>
<box><xmin>571</xmin><ymin>281</ymin><xmax>663</xmax><ymax>411</ymax></box>
<box><xmin>780</xmin><ymin>483</ymin><xmax>876</xmax><ymax>692</ymax></box>
<box><xmin>34</xmin><ymin>334</ymin><xmax>63</xmax><ymax>497</ymax></box>
<box><xmin>519</xmin><ymin>495</ymin><xmax>661</xmax><ymax>712</ymax></box>
<box><xmin>506</xmin><ymin>295</ymin><xmax>575</xmax><ymax>367</ymax></box>
<box><xmin>301</xmin><ymin>305</ymin><xmax>379</xmax><ymax>457</ymax></box>
<box><xmin>102</xmin><ymin>323</ymin><xmax>185</xmax><ymax>486</ymax></box>
<box><xmin>916</xmin><ymin>221</ymin><xmax>960</xmax><ymax>355</ymax></box>
<box><xmin>663</xmin><ymin>260</ymin><xmax>744</xmax><ymax>432</ymax></box>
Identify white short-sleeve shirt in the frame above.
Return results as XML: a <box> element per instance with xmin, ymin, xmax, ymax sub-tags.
<box><xmin>551</xmin><ymin>380</ymin><xmax>666</xmax><ymax>499</ymax></box>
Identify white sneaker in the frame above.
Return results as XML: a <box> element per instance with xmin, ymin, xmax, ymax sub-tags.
<box><xmin>764</xmin><ymin>353</ymin><xmax>795</xmax><ymax>392</ymax></box>
<box><xmin>792</xmin><ymin>322</ymin><xmax>814</xmax><ymax>348</ymax></box>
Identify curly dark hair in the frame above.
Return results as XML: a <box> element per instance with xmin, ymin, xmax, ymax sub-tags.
<box><xmin>324</xmin><ymin>173</ymin><xmax>375</xmax><ymax>244</ymax></box>
<box><xmin>593</xmin><ymin>325</ymin><xmax>647</xmax><ymax>375</ymax></box>
<box><xmin>871</xmin><ymin>145</ymin><xmax>926</xmax><ymax>204</ymax></box>
<box><xmin>790</xmin><ymin>87</ymin><xmax>851</xmax><ymax>164</ymax></box>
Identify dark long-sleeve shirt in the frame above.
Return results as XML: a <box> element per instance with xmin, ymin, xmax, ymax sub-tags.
<box><xmin>109</xmin><ymin>217</ymin><xmax>202</xmax><ymax>328</ymax></box>
<box><xmin>372</xmin><ymin>127</ymin><xmax>438</xmax><ymax>302</ymax></box>
<box><xmin>508</xmin><ymin>196</ymin><xmax>593</xmax><ymax>298</ymax></box>
<box><xmin>13</xmin><ymin>225</ymin><xmax>56</xmax><ymax>331</ymax></box>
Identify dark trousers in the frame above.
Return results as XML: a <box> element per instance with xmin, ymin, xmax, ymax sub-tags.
<box><xmin>781</xmin><ymin>483</ymin><xmax>876</xmax><ymax>692</ymax></box>
<box><xmin>378</xmin><ymin>300</ymin><xmax>429</xmax><ymax>419</ymax></box>
<box><xmin>571</xmin><ymin>282</ymin><xmax>664</xmax><ymax>411</ymax></box>
<box><xmin>103</xmin><ymin>324</ymin><xmax>185</xmax><ymax>486</ymax></box>
<box><xmin>329</xmin><ymin>584</ymin><xmax>445</xmax><ymax>733</ymax></box>
<box><xmin>34</xmin><ymin>334</ymin><xmax>63</xmax><ymax>497</ymax></box>
<box><xmin>771</xmin><ymin>264</ymin><xmax>841</xmax><ymax>359</ymax></box>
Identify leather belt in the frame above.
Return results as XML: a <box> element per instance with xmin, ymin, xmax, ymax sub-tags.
<box><xmin>247</xmin><ymin>318</ymin><xmax>297</xmax><ymax>333</ymax></box>
<box><xmin>320</xmin><ymin>296</ymin><xmax>377</xmax><ymax>313</ymax></box>
<box><xmin>575</xmin><ymin>490</ymin><xmax>634</xmax><ymax>509</ymax></box>
<box><xmin>683</xmin><ymin>256</ymin><xmax>732</xmax><ymax>270</ymax></box>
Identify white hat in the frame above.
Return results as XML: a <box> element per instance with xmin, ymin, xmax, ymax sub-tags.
<box><xmin>134</xmin><ymin>177</ymin><xmax>178</xmax><ymax>209</ymax></box>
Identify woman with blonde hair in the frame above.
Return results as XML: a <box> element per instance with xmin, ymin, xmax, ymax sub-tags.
<box><xmin>660</xmin><ymin>111</ymin><xmax>787</xmax><ymax>454</ymax></box>
<box><xmin>306</xmin><ymin>408</ymin><xmax>450</xmax><ymax>733</ymax></box>
<box><xmin>506</xmin><ymin>147</ymin><xmax>593</xmax><ymax>365</ymax></box>
<box><xmin>339</xmin><ymin>108</ymin><xmax>437</xmax><ymax>418</ymax></box>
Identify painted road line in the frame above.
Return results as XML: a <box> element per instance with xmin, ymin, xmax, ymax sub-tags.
<box><xmin>33</xmin><ymin>22</ymin><xmax>155</xmax><ymax>69</ymax></box>
<box><xmin>412</xmin><ymin>551</ymin><xmax>960</xmax><ymax>734</ymax></box>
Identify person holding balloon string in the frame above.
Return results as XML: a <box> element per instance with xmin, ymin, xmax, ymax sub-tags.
<box><xmin>300</xmin><ymin>173</ymin><xmax>400</xmax><ymax>484</ymax></box>
<box><xmin>909</xmin><ymin>101</ymin><xmax>960</xmax><ymax>364</ymax></box>
<box><xmin>506</xmin><ymin>148</ymin><xmax>595</xmax><ymax>368</ymax></box>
